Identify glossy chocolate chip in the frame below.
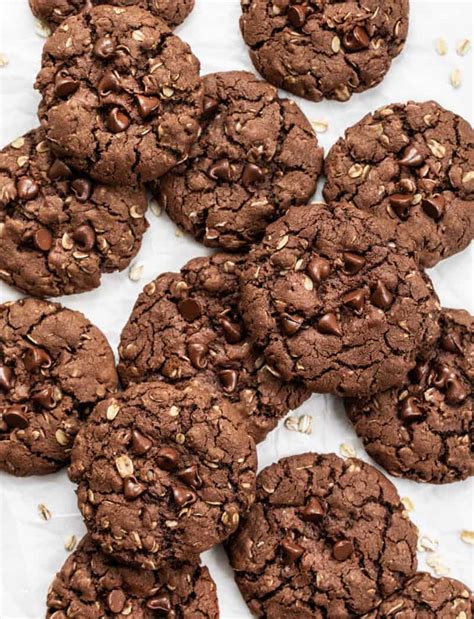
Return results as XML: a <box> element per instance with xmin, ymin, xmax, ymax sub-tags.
<box><xmin>432</xmin><ymin>364</ymin><xmax>456</xmax><ymax>389</ymax></box>
<box><xmin>55</xmin><ymin>75</ymin><xmax>79</xmax><ymax>98</ymax></box>
<box><xmin>242</xmin><ymin>163</ymin><xmax>265</xmax><ymax>187</ymax></box>
<box><xmin>440</xmin><ymin>332</ymin><xmax>462</xmax><ymax>354</ymax></box>
<box><xmin>343</xmin><ymin>252</ymin><xmax>365</xmax><ymax>274</ymax></box>
<box><xmin>48</xmin><ymin>159</ymin><xmax>72</xmax><ymax>180</ymax></box>
<box><xmin>123</xmin><ymin>475</ymin><xmax>145</xmax><ymax>499</ymax></box>
<box><xmin>177</xmin><ymin>465</ymin><xmax>202</xmax><ymax>489</ymax></box>
<box><xmin>156</xmin><ymin>446</ymin><xmax>179</xmax><ymax>471</ymax></box>
<box><xmin>107</xmin><ymin>107</ymin><xmax>130</xmax><ymax>133</ymax></box>
<box><xmin>409</xmin><ymin>361</ymin><xmax>430</xmax><ymax>384</ymax></box>
<box><xmin>136</xmin><ymin>94</ymin><xmax>160</xmax><ymax>118</ymax></box>
<box><xmin>94</xmin><ymin>37</ymin><xmax>116</xmax><ymax>59</ymax></box>
<box><xmin>219</xmin><ymin>369</ymin><xmax>238</xmax><ymax>393</ymax></box>
<box><xmin>172</xmin><ymin>486</ymin><xmax>197</xmax><ymax>508</ymax></box>
<box><xmin>202</xmin><ymin>95</ymin><xmax>219</xmax><ymax>118</ymax></box>
<box><xmin>3</xmin><ymin>405</ymin><xmax>29</xmax><ymax>429</ymax></box>
<box><xmin>333</xmin><ymin>540</ymin><xmax>354</xmax><ymax>561</ymax></box>
<box><xmin>281</xmin><ymin>538</ymin><xmax>304</xmax><ymax>564</ymax></box>
<box><xmin>288</xmin><ymin>4</ymin><xmax>308</xmax><ymax>28</ymax></box>
<box><xmin>399</xmin><ymin>144</ymin><xmax>425</xmax><ymax>167</ymax></box>
<box><xmin>343</xmin><ymin>289</ymin><xmax>365</xmax><ymax>313</ymax></box>
<box><xmin>400</xmin><ymin>396</ymin><xmax>424</xmax><ymax>422</ymax></box>
<box><xmin>17</xmin><ymin>177</ymin><xmax>39</xmax><ymax>201</ymax></box>
<box><xmin>343</xmin><ymin>25</ymin><xmax>370</xmax><ymax>51</ymax></box>
<box><xmin>178</xmin><ymin>298</ymin><xmax>202</xmax><ymax>322</ymax></box>
<box><xmin>220</xmin><ymin>317</ymin><xmax>244</xmax><ymax>344</ymax></box>
<box><xmin>209</xmin><ymin>159</ymin><xmax>231</xmax><ymax>181</ymax></box>
<box><xmin>146</xmin><ymin>593</ymin><xmax>171</xmax><ymax>612</ymax></box>
<box><xmin>72</xmin><ymin>224</ymin><xmax>96</xmax><ymax>251</ymax></box>
<box><xmin>188</xmin><ymin>342</ymin><xmax>208</xmax><ymax>369</ymax></box>
<box><xmin>98</xmin><ymin>71</ymin><xmax>121</xmax><ymax>96</ymax></box>
<box><xmin>301</xmin><ymin>497</ymin><xmax>325</xmax><ymax>523</ymax></box>
<box><xmin>281</xmin><ymin>314</ymin><xmax>304</xmax><ymax>336</ymax></box>
<box><xmin>32</xmin><ymin>385</ymin><xmax>58</xmax><ymax>409</ymax></box>
<box><xmin>307</xmin><ymin>256</ymin><xmax>331</xmax><ymax>285</ymax></box>
<box><xmin>0</xmin><ymin>365</ymin><xmax>13</xmax><ymax>391</ymax></box>
<box><xmin>131</xmin><ymin>429</ymin><xmax>152</xmax><ymax>455</ymax></box>
<box><xmin>71</xmin><ymin>178</ymin><xmax>93</xmax><ymax>202</ymax></box>
<box><xmin>317</xmin><ymin>312</ymin><xmax>342</xmax><ymax>336</ymax></box>
<box><xmin>445</xmin><ymin>378</ymin><xmax>468</xmax><ymax>405</ymax></box>
<box><xmin>107</xmin><ymin>590</ymin><xmax>126</xmax><ymax>614</ymax></box>
<box><xmin>389</xmin><ymin>193</ymin><xmax>413</xmax><ymax>220</ymax></box>
<box><xmin>23</xmin><ymin>346</ymin><xmax>52</xmax><ymax>371</ymax></box>
<box><xmin>371</xmin><ymin>281</ymin><xmax>394</xmax><ymax>310</ymax></box>
<box><xmin>422</xmin><ymin>195</ymin><xmax>445</xmax><ymax>220</ymax></box>
<box><xmin>33</xmin><ymin>228</ymin><xmax>53</xmax><ymax>252</ymax></box>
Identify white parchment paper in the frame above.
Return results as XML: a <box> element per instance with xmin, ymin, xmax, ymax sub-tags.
<box><xmin>0</xmin><ymin>1</ymin><xmax>473</xmax><ymax>617</ymax></box>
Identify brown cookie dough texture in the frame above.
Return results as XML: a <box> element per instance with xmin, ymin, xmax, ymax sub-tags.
<box><xmin>35</xmin><ymin>5</ymin><xmax>203</xmax><ymax>186</ymax></box>
<box><xmin>30</xmin><ymin>0</ymin><xmax>195</xmax><ymax>31</ymax></box>
<box><xmin>240</xmin><ymin>0</ymin><xmax>409</xmax><ymax>102</ymax></box>
<box><xmin>0</xmin><ymin>298</ymin><xmax>118</xmax><ymax>477</ymax></box>
<box><xmin>226</xmin><ymin>452</ymin><xmax>418</xmax><ymax>618</ymax></box>
<box><xmin>346</xmin><ymin>308</ymin><xmax>473</xmax><ymax>484</ymax></box>
<box><xmin>46</xmin><ymin>535</ymin><xmax>219</xmax><ymax>619</ymax></box>
<box><xmin>239</xmin><ymin>202</ymin><xmax>441</xmax><ymax>397</ymax></box>
<box><xmin>366</xmin><ymin>572</ymin><xmax>473</xmax><ymax>618</ymax></box>
<box><xmin>157</xmin><ymin>71</ymin><xmax>324</xmax><ymax>250</ymax></box>
<box><xmin>0</xmin><ymin>129</ymin><xmax>148</xmax><ymax>297</ymax></box>
<box><xmin>70</xmin><ymin>380</ymin><xmax>257</xmax><ymax>569</ymax></box>
<box><xmin>324</xmin><ymin>101</ymin><xmax>474</xmax><ymax>267</ymax></box>
<box><xmin>118</xmin><ymin>253</ymin><xmax>310</xmax><ymax>443</ymax></box>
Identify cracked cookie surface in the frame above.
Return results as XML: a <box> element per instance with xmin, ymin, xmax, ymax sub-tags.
<box><xmin>35</xmin><ymin>5</ymin><xmax>203</xmax><ymax>186</ymax></box>
<box><xmin>70</xmin><ymin>380</ymin><xmax>257</xmax><ymax>569</ymax></box>
<box><xmin>226</xmin><ymin>452</ymin><xmax>418</xmax><ymax>618</ymax></box>
<box><xmin>156</xmin><ymin>71</ymin><xmax>323</xmax><ymax>250</ymax></box>
<box><xmin>46</xmin><ymin>534</ymin><xmax>219</xmax><ymax>618</ymax></box>
<box><xmin>0</xmin><ymin>128</ymin><xmax>148</xmax><ymax>297</ymax></box>
<box><xmin>365</xmin><ymin>572</ymin><xmax>473</xmax><ymax>618</ymax></box>
<box><xmin>324</xmin><ymin>101</ymin><xmax>474</xmax><ymax>268</ymax></box>
<box><xmin>239</xmin><ymin>202</ymin><xmax>441</xmax><ymax>397</ymax></box>
<box><xmin>118</xmin><ymin>252</ymin><xmax>310</xmax><ymax>443</ymax></box>
<box><xmin>30</xmin><ymin>0</ymin><xmax>195</xmax><ymax>31</ymax></box>
<box><xmin>0</xmin><ymin>298</ymin><xmax>118</xmax><ymax>477</ymax></box>
<box><xmin>346</xmin><ymin>308</ymin><xmax>473</xmax><ymax>484</ymax></box>
<box><xmin>239</xmin><ymin>0</ymin><xmax>409</xmax><ymax>102</ymax></box>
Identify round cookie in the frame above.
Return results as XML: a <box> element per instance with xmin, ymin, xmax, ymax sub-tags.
<box><xmin>46</xmin><ymin>535</ymin><xmax>219</xmax><ymax>618</ymax></box>
<box><xmin>118</xmin><ymin>252</ymin><xmax>310</xmax><ymax>443</ymax></box>
<box><xmin>157</xmin><ymin>70</ymin><xmax>324</xmax><ymax>250</ymax></box>
<box><xmin>0</xmin><ymin>298</ymin><xmax>118</xmax><ymax>477</ymax></box>
<box><xmin>324</xmin><ymin>101</ymin><xmax>474</xmax><ymax>267</ymax></box>
<box><xmin>69</xmin><ymin>380</ymin><xmax>257</xmax><ymax>569</ymax></box>
<box><xmin>30</xmin><ymin>0</ymin><xmax>195</xmax><ymax>32</ymax></box>
<box><xmin>365</xmin><ymin>572</ymin><xmax>473</xmax><ymax>618</ymax></box>
<box><xmin>226</xmin><ymin>452</ymin><xmax>418</xmax><ymax>618</ymax></box>
<box><xmin>239</xmin><ymin>202</ymin><xmax>441</xmax><ymax>397</ymax></box>
<box><xmin>35</xmin><ymin>5</ymin><xmax>203</xmax><ymax>186</ymax></box>
<box><xmin>0</xmin><ymin>128</ymin><xmax>148</xmax><ymax>297</ymax></box>
<box><xmin>345</xmin><ymin>308</ymin><xmax>473</xmax><ymax>484</ymax></box>
<box><xmin>239</xmin><ymin>0</ymin><xmax>409</xmax><ymax>102</ymax></box>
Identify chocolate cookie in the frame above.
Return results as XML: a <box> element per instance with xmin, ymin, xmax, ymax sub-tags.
<box><xmin>366</xmin><ymin>572</ymin><xmax>473</xmax><ymax>618</ymax></box>
<box><xmin>157</xmin><ymin>71</ymin><xmax>324</xmax><ymax>250</ymax></box>
<box><xmin>345</xmin><ymin>308</ymin><xmax>473</xmax><ymax>484</ymax></box>
<box><xmin>30</xmin><ymin>0</ymin><xmax>194</xmax><ymax>32</ymax></box>
<box><xmin>118</xmin><ymin>253</ymin><xmax>310</xmax><ymax>443</ymax></box>
<box><xmin>240</xmin><ymin>0</ymin><xmax>409</xmax><ymax>102</ymax></box>
<box><xmin>35</xmin><ymin>5</ymin><xmax>203</xmax><ymax>186</ymax></box>
<box><xmin>46</xmin><ymin>535</ymin><xmax>219</xmax><ymax>618</ymax></box>
<box><xmin>70</xmin><ymin>380</ymin><xmax>257</xmax><ymax>569</ymax></box>
<box><xmin>0</xmin><ymin>128</ymin><xmax>148</xmax><ymax>297</ymax></box>
<box><xmin>324</xmin><ymin>101</ymin><xmax>474</xmax><ymax>267</ymax></box>
<box><xmin>239</xmin><ymin>202</ymin><xmax>441</xmax><ymax>397</ymax></box>
<box><xmin>0</xmin><ymin>298</ymin><xmax>118</xmax><ymax>477</ymax></box>
<box><xmin>226</xmin><ymin>452</ymin><xmax>418</xmax><ymax>617</ymax></box>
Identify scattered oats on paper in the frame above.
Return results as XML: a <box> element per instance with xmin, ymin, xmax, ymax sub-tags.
<box><xmin>0</xmin><ymin>53</ymin><xmax>8</xmax><ymax>68</ymax></box>
<box><xmin>64</xmin><ymin>535</ymin><xmax>77</xmax><ymax>552</ymax></box>
<box><xmin>339</xmin><ymin>443</ymin><xmax>357</xmax><ymax>458</ymax></box>
<box><xmin>149</xmin><ymin>199</ymin><xmax>162</xmax><ymax>217</ymax></box>
<box><xmin>450</xmin><ymin>69</ymin><xmax>462</xmax><ymax>89</ymax></box>
<box><xmin>435</xmin><ymin>37</ymin><xmax>447</xmax><ymax>55</ymax></box>
<box><xmin>456</xmin><ymin>38</ymin><xmax>471</xmax><ymax>56</ymax></box>
<box><xmin>460</xmin><ymin>530</ymin><xmax>474</xmax><ymax>545</ymax></box>
<box><xmin>417</xmin><ymin>535</ymin><xmax>439</xmax><ymax>552</ymax></box>
<box><xmin>35</xmin><ymin>20</ymin><xmax>51</xmax><ymax>38</ymax></box>
<box><xmin>311</xmin><ymin>119</ymin><xmax>329</xmax><ymax>133</ymax></box>
<box><xmin>426</xmin><ymin>552</ymin><xmax>450</xmax><ymax>576</ymax></box>
<box><xmin>38</xmin><ymin>503</ymin><xmax>52</xmax><ymax>521</ymax></box>
<box><xmin>401</xmin><ymin>497</ymin><xmax>415</xmax><ymax>512</ymax></box>
<box><xmin>285</xmin><ymin>414</ymin><xmax>313</xmax><ymax>435</ymax></box>
<box><xmin>128</xmin><ymin>262</ymin><xmax>144</xmax><ymax>282</ymax></box>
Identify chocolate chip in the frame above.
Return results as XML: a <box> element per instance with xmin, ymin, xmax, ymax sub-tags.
<box><xmin>107</xmin><ymin>589</ymin><xmax>126</xmax><ymax>614</ymax></box>
<box><xmin>202</xmin><ymin>95</ymin><xmax>219</xmax><ymax>118</ymax></box>
<box><xmin>288</xmin><ymin>4</ymin><xmax>308</xmax><ymax>28</ymax></box>
<box><xmin>136</xmin><ymin>94</ymin><xmax>160</xmax><ymax>118</ymax></box>
<box><xmin>307</xmin><ymin>256</ymin><xmax>331</xmax><ymax>285</ymax></box>
<box><xmin>188</xmin><ymin>342</ymin><xmax>208</xmax><ymax>369</ymax></box>
<box><xmin>32</xmin><ymin>385</ymin><xmax>57</xmax><ymax>409</ymax></box>
<box><xmin>23</xmin><ymin>346</ymin><xmax>52</xmax><ymax>371</ymax></box>
<box><xmin>445</xmin><ymin>378</ymin><xmax>468</xmax><ymax>405</ymax></box>
<box><xmin>333</xmin><ymin>540</ymin><xmax>354</xmax><ymax>561</ymax></box>
<box><xmin>219</xmin><ymin>369</ymin><xmax>238</xmax><ymax>393</ymax></box>
<box><xmin>399</xmin><ymin>144</ymin><xmax>425</xmax><ymax>167</ymax></box>
<box><xmin>220</xmin><ymin>317</ymin><xmax>244</xmax><ymax>344</ymax></box>
<box><xmin>389</xmin><ymin>193</ymin><xmax>413</xmax><ymax>220</ymax></box>
<box><xmin>94</xmin><ymin>37</ymin><xmax>116</xmax><ymax>59</ymax></box>
<box><xmin>343</xmin><ymin>252</ymin><xmax>365</xmax><ymax>274</ymax></box>
<box><xmin>72</xmin><ymin>224</ymin><xmax>96</xmax><ymax>251</ymax></box>
<box><xmin>343</xmin><ymin>289</ymin><xmax>365</xmax><ymax>313</ymax></box>
<box><xmin>343</xmin><ymin>25</ymin><xmax>370</xmax><ymax>51</ymax></box>
<box><xmin>146</xmin><ymin>593</ymin><xmax>171</xmax><ymax>612</ymax></box>
<box><xmin>242</xmin><ymin>163</ymin><xmax>265</xmax><ymax>187</ymax></box>
<box><xmin>48</xmin><ymin>159</ymin><xmax>72</xmax><ymax>180</ymax></box>
<box><xmin>3</xmin><ymin>404</ymin><xmax>29</xmax><ymax>429</ymax></box>
<box><xmin>33</xmin><ymin>228</ymin><xmax>53</xmax><ymax>252</ymax></box>
<box><xmin>107</xmin><ymin>107</ymin><xmax>130</xmax><ymax>133</ymax></box>
<box><xmin>131</xmin><ymin>429</ymin><xmax>152</xmax><ymax>455</ymax></box>
<box><xmin>71</xmin><ymin>178</ymin><xmax>93</xmax><ymax>202</ymax></box>
<box><xmin>317</xmin><ymin>312</ymin><xmax>342</xmax><ymax>336</ymax></box>
<box><xmin>301</xmin><ymin>497</ymin><xmax>325</xmax><ymax>523</ymax></box>
<box><xmin>156</xmin><ymin>446</ymin><xmax>179</xmax><ymax>471</ymax></box>
<box><xmin>399</xmin><ymin>396</ymin><xmax>424</xmax><ymax>422</ymax></box>
<box><xmin>422</xmin><ymin>195</ymin><xmax>445</xmax><ymax>220</ymax></box>
<box><xmin>281</xmin><ymin>538</ymin><xmax>304</xmax><ymax>564</ymax></box>
<box><xmin>177</xmin><ymin>465</ymin><xmax>202</xmax><ymax>489</ymax></box>
<box><xmin>409</xmin><ymin>361</ymin><xmax>430</xmax><ymax>384</ymax></box>
<box><xmin>440</xmin><ymin>332</ymin><xmax>462</xmax><ymax>354</ymax></box>
<box><xmin>209</xmin><ymin>159</ymin><xmax>231</xmax><ymax>181</ymax></box>
<box><xmin>55</xmin><ymin>75</ymin><xmax>79</xmax><ymax>98</ymax></box>
<box><xmin>123</xmin><ymin>475</ymin><xmax>145</xmax><ymax>499</ymax></box>
<box><xmin>178</xmin><ymin>298</ymin><xmax>202</xmax><ymax>322</ymax></box>
<box><xmin>371</xmin><ymin>281</ymin><xmax>394</xmax><ymax>310</ymax></box>
<box><xmin>17</xmin><ymin>177</ymin><xmax>40</xmax><ymax>201</ymax></box>
<box><xmin>172</xmin><ymin>486</ymin><xmax>197</xmax><ymax>508</ymax></box>
<box><xmin>98</xmin><ymin>71</ymin><xmax>121</xmax><ymax>96</ymax></box>
<box><xmin>0</xmin><ymin>365</ymin><xmax>13</xmax><ymax>391</ymax></box>
<box><xmin>432</xmin><ymin>364</ymin><xmax>456</xmax><ymax>389</ymax></box>
<box><xmin>281</xmin><ymin>314</ymin><xmax>304</xmax><ymax>336</ymax></box>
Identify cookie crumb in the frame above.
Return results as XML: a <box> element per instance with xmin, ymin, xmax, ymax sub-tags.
<box><xmin>38</xmin><ymin>503</ymin><xmax>52</xmax><ymax>521</ymax></box>
<box><xmin>435</xmin><ymin>37</ymin><xmax>447</xmax><ymax>55</ymax></box>
<box><xmin>460</xmin><ymin>530</ymin><xmax>474</xmax><ymax>545</ymax></box>
<box><xmin>456</xmin><ymin>38</ymin><xmax>471</xmax><ymax>56</ymax></box>
<box><xmin>64</xmin><ymin>535</ymin><xmax>77</xmax><ymax>552</ymax></box>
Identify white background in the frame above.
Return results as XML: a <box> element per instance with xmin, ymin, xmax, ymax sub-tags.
<box><xmin>0</xmin><ymin>1</ymin><xmax>473</xmax><ymax>617</ymax></box>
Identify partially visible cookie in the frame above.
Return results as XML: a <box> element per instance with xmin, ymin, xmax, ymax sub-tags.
<box><xmin>118</xmin><ymin>253</ymin><xmax>310</xmax><ymax>443</ymax></box>
<box><xmin>239</xmin><ymin>202</ymin><xmax>441</xmax><ymax>397</ymax></box>
<box><xmin>226</xmin><ymin>452</ymin><xmax>418</xmax><ymax>618</ymax></box>
<box><xmin>157</xmin><ymin>71</ymin><xmax>323</xmax><ymax>250</ymax></box>
<box><xmin>46</xmin><ymin>535</ymin><xmax>219</xmax><ymax>618</ymax></box>
<box><xmin>324</xmin><ymin>101</ymin><xmax>474</xmax><ymax>267</ymax></box>
<box><xmin>240</xmin><ymin>0</ymin><xmax>409</xmax><ymax>102</ymax></box>
<box><xmin>35</xmin><ymin>5</ymin><xmax>203</xmax><ymax>186</ymax></box>
<box><xmin>346</xmin><ymin>308</ymin><xmax>473</xmax><ymax>484</ymax></box>
<box><xmin>0</xmin><ymin>298</ymin><xmax>118</xmax><ymax>477</ymax></box>
<box><xmin>70</xmin><ymin>380</ymin><xmax>257</xmax><ymax>569</ymax></box>
<box><xmin>365</xmin><ymin>572</ymin><xmax>473</xmax><ymax>618</ymax></box>
<box><xmin>0</xmin><ymin>128</ymin><xmax>148</xmax><ymax>297</ymax></box>
<box><xmin>30</xmin><ymin>0</ymin><xmax>195</xmax><ymax>32</ymax></box>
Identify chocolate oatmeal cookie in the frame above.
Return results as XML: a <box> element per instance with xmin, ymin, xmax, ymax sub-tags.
<box><xmin>0</xmin><ymin>128</ymin><xmax>148</xmax><ymax>297</ymax></box>
<box><xmin>346</xmin><ymin>308</ymin><xmax>473</xmax><ymax>484</ymax></box>
<box><xmin>118</xmin><ymin>253</ymin><xmax>310</xmax><ymax>443</ymax></box>
<box><xmin>0</xmin><ymin>298</ymin><xmax>118</xmax><ymax>477</ymax></box>
<box><xmin>239</xmin><ymin>202</ymin><xmax>440</xmax><ymax>397</ymax></box>
<box><xmin>324</xmin><ymin>101</ymin><xmax>474</xmax><ymax>267</ymax></box>
<box><xmin>240</xmin><ymin>0</ymin><xmax>409</xmax><ymax>102</ymax></box>
<box><xmin>46</xmin><ymin>535</ymin><xmax>219</xmax><ymax>618</ymax></box>
<box><xmin>226</xmin><ymin>452</ymin><xmax>418</xmax><ymax>618</ymax></box>
<box><xmin>35</xmin><ymin>5</ymin><xmax>203</xmax><ymax>186</ymax></box>
<box><xmin>70</xmin><ymin>380</ymin><xmax>257</xmax><ymax>569</ymax></box>
<box><xmin>157</xmin><ymin>71</ymin><xmax>323</xmax><ymax>250</ymax></box>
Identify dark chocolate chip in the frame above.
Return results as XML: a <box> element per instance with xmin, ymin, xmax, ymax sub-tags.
<box><xmin>172</xmin><ymin>486</ymin><xmax>197</xmax><ymax>508</ymax></box>
<box><xmin>288</xmin><ymin>4</ymin><xmax>308</xmax><ymax>28</ymax></box>
<box><xmin>17</xmin><ymin>177</ymin><xmax>39</xmax><ymax>201</ymax></box>
<box><xmin>440</xmin><ymin>332</ymin><xmax>462</xmax><ymax>354</ymax></box>
<box><xmin>107</xmin><ymin>107</ymin><xmax>130</xmax><ymax>133</ymax></box>
<box><xmin>220</xmin><ymin>317</ymin><xmax>244</xmax><ymax>344</ymax></box>
<box><xmin>333</xmin><ymin>540</ymin><xmax>354</xmax><ymax>561</ymax></box>
<box><xmin>242</xmin><ymin>163</ymin><xmax>265</xmax><ymax>187</ymax></box>
<box><xmin>156</xmin><ymin>446</ymin><xmax>179</xmax><ymax>471</ymax></box>
<box><xmin>399</xmin><ymin>396</ymin><xmax>424</xmax><ymax>422</ymax></box>
<box><xmin>177</xmin><ymin>465</ymin><xmax>202</xmax><ymax>489</ymax></box>
<box><xmin>281</xmin><ymin>538</ymin><xmax>304</xmax><ymax>564</ymax></box>
<box><xmin>3</xmin><ymin>405</ymin><xmax>29</xmax><ymax>429</ymax></box>
<box><xmin>202</xmin><ymin>96</ymin><xmax>219</xmax><ymax>118</ymax></box>
<box><xmin>301</xmin><ymin>497</ymin><xmax>325</xmax><ymax>523</ymax></box>
<box><xmin>0</xmin><ymin>365</ymin><xmax>13</xmax><ymax>392</ymax></box>
<box><xmin>317</xmin><ymin>312</ymin><xmax>342</xmax><ymax>336</ymax></box>
<box><xmin>219</xmin><ymin>369</ymin><xmax>238</xmax><ymax>393</ymax></box>
<box><xmin>94</xmin><ymin>37</ymin><xmax>116</xmax><ymax>59</ymax></box>
<box><xmin>342</xmin><ymin>289</ymin><xmax>365</xmax><ymax>313</ymax></box>
<box><xmin>123</xmin><ymin>475</ymin><xmax>146</xmax><ymax>499</ymax></box>
<box><xmin>98</xmin><ymin>71</ymin><xmax>121</xmax><ymax>96</ymax></box>
<box><xmin>209</xmin><ymin>159</ymin><xmax>231</xmax><ymax>181</ymax></box>
<box><xmin>343</xmin><ymin>252</ymin><xmax>365</xmax><ymax>274</ymax></box>
<box><xmin>131</xmin><ymin>429</ymin><xmax>152</xmax><ymax>455</ymax></box>
<box><xmin>281</xmin><ymin>314</ymin><xmax>304</xmax><ymax>336</ymax></box>
<box><xmin>178</xmin><ymin>298</ymin><xmax>202</xmax><ymax>322</ymax></box>
<box><xmin>107</xmin><ymin>590</ymin><xmax>126</xmax><ymax>614</ymax></box>
<box><xmin>48</xmin><ymin>159</ymin><xmax>72</xmax><ymax>180</ymax></box>
<box><xmin>71</xmin><ymin>178</ymin><xmax>93</xmax><ymax>202</ymax></box>
<box><xmin>431</xmin><ymin>364</ymin><xmax>456</xmax><ymax>389</ymax></box>
<box><xmin>371</xmin><ymin>281</ymin><xmax>394</xmax><ymax>310</ymax></box>
<box><xmin>23</xmin><ymin>346</ymin><xmax>52</xmax><ymax>372</ymax></box>
<box><xmin>55</xmin><ymin>75</ymin><xmax>79</xmax><ymax>98</ymax></box>
<box><xmin>188</xmin><ymin>342</ymin><xmax>208</xmax><ymax>369</ymax></box>
<box><xmin>445</xmin><ymin>378</ymin><xmax>468</xmax><ymax>405</ymax></box>
<box><xmin>422</xmin><ymin>195</ymin><xmax>445</xmax><ymax>220</ymax></box>
<box><xmin>409</xmin><ymin>361</ymin><xmax>430</xmax><ymax>384</ymax></box>
<box><xmin>343</xmin><ymin>25</ymin><xmax>370</xmax><ymax>51</ymax></box>
<box><xmin>72</xmin><ymin>224</ymin><xmax>96</xmax><ymax>251</ymax></box>
<box><xmin>389</xmin><ymin>193</ymin><xmax>413</xmax><ymax>220</ymax></box>
<box><xmin>32</xmin><ymin>385</ymin><xmax>57</xmax><ymax>409</ymax></box>
<box><xmin>136</xmin><ymin>94</ymin><xmax>160</xmax><ymax>118</ymax></box>
<box><xmin>307</xmin><ymin>256</ymin><xmax>331</xmax><ymax>285</ymax></box>
<box><xmin>146</xmin><ymin>593</ymin><xmax>171</xmax><ymax>612</ymax></box>
<box><xmin>399</xmin><ymin>144</ymin><xmax>425</xmax><ymax>167</ymax></box>
<box><xmin>33</xmin><ymin>228</ymin><xmax>53</xmax><ymax>252</ymax></box>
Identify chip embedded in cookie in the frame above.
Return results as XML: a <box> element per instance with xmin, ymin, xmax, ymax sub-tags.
<box><xmin>240</xmin><ymin>0</ymin><xmax>409</xmax><ymax>102</ymax></box>
<box><xmin>346</xmin><ymin>308</ymin><xmax>473</xmax><ymax>484</ymax></box>
<box><xmin>0</xmin><ymin>128</ymin><xmax>148</xmax><ymax>297</ymax></box>
<box><xmin>324</xmin><ymin>101</ymin><xmax>474</xmax><ymax>267</ymax></box>
<box><xmin>35</xmin><ymin>5</ymin><xmax>203</xmax><ymax>186</ymax></box>
<box><xmin>226</xmin><ymin>452</ymin><xmax>418</xmax><ymax>618</ymax></box>
<box><xmin>239</xmin><ymin>202</ymin><xmax>441</xmax><ymax>397</ymax></box>
<box><xmin>0</xmin><ymin>298</ymin><xmax>118</xmax><ymax>477</ymax></box>
<box><xmin>157</xmin><ymin>70</ymin><xmax>324</xmax><ymax>249</ymax></box>
<box><xmin>70</xmin><ymin>380</ymin><xmax>257</xmax><ymax>569</ymax></box>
